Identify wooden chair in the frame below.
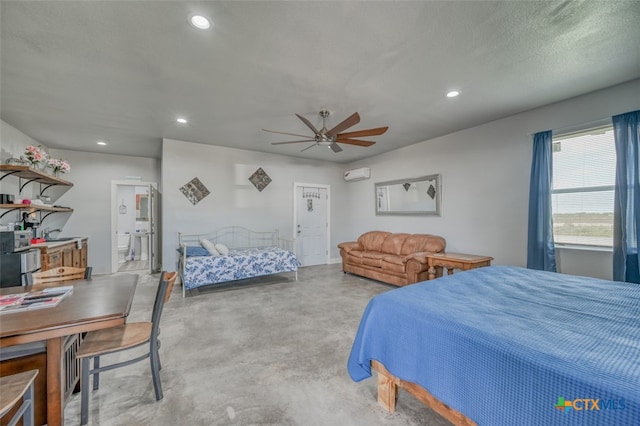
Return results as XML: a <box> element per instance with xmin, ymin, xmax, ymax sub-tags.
<box><xmin>0</xmin><ymin>370</ymin><xmax>38</xmax><ymax>426</ymax></box>
<box><xmin>76</xmin><ymin>271</ymin><xmax>177</xmax><ymax>425</ymax></box>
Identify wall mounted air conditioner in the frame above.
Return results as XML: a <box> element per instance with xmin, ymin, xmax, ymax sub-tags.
<box><xmin>344</xmin><ymin>167</ymin><xmax>370</xmax><ymax>182</ymax></box>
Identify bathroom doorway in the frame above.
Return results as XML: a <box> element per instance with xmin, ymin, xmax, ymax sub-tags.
<box><xmin>110</xmin><ymin>180</ymin><xmax>159</xmax><ymax>274</ymax></box>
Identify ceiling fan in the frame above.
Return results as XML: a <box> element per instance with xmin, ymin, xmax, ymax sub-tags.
<box><xmin>263</xmin><ymin>109</ymin><xmax>388</xmax><ymax>153</ymax></box>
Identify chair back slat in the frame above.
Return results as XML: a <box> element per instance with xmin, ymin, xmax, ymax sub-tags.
<box><xmin>32</xmin><ymin>267</ymin><xmax>86</xmax><ymax>285</ymax></box>
<box><xmin>163</xmin><ymin>272</ymin><xmax>177</xmax><ymax>304</ymax></box>
<box><xmin>150</xmin><ymin>272</ymin><xmax>176</xmax><ymax>338</ymax></box>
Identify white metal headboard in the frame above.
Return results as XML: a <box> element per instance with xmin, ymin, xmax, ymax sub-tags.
<box><xmin>178</xmin><ymin>226</ymin><xmax>294</xmax><ymax>250</ymax></box>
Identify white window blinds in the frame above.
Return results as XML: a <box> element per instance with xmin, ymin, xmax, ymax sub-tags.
<box><xmin>551</xmin><ymin>126</ymin><xmax>615</xmax><ymax>247</ymax></box>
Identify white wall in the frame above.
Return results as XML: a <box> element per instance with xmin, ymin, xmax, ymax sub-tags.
<box><xmin>0</xmin><ymin>121</ymin><xmax>48</xmax><ymax>207</ymax></box>
<box><xmin>161</xmin><ymin>138</ymin><xmax>348</xmax><ymax>270</ymax></box>
<box><xmin>46</xmin><ymin>149</ymin><xmax>160</xmax><ymax>274</ymax></box>
<box><xmin>343</xmin><ymin>79</ymin><xmax>640</xmax><ymax>280</ymax></box>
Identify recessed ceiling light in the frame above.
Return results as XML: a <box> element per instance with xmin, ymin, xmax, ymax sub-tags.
<box><xmin>189</xmin><ymin>14</ymin><xmax>211</xmax><ymax>30</ymax></box>
<box><xmin>176</xmin><ymin>118</ymin><xmax>188</xmax><ymax>124</ymax></box>
<box><xmin>446</xmin><ymin>90</ymin><xmax>460</xmax><ymax>98</ymax></box>
<box><xmin>97</xmin><ymin>141</ymin><xmax>107</xmax><ymax>146</ymax></box>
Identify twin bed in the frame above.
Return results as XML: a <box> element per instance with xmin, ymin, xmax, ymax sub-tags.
<box><xmin>348</xmin><ymin>265</ymin><xmax>640</xmax><ymax>425</ymax></box>
<box><xmin>178</xmin><ymin>227</ymin><xmax>299</xmax><ymax>297</ymax></box>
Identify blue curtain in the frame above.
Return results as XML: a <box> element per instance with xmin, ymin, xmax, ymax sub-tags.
<box><xmin>527</xmin><ymin>130</ymin><xmax>557</xmax><ymax>271</ymax></box>
<box><xmin>612</xmin><ymin>110</ymin><xmax>640</xmax><ymax>283</ymax></box>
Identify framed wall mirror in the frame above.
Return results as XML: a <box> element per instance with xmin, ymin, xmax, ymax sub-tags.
<box><xmin>375</xmin><ymin>174</ymin><xmax>441</xmax><ymax>216</ymax></box>
<box><xmin>136</xmin><ymin>194</ymin><xmax>149</xmax><ymax>221</ymax></box>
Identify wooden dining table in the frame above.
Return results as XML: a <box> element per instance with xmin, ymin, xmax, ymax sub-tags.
<box><xmin>0</xmin><ymin>274</ymin><xmax>138</xmax><ymax>426</ymax></box>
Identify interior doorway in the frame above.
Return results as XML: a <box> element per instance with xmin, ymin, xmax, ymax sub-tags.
<box><xmin>293</xmin><ymin>183</ymin><xmax>330</xmax><ymax>266</ymax></box>
<box><xmin>110</xmin><ymin>180</ymin><xmax>159</xmax><ymax>274</ymax></box>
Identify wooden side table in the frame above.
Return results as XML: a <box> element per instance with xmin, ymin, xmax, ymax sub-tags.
<box><xmin>427</xmin><ymin>252</ymin><xmax>493</xmax><ymax>280</ymax></box>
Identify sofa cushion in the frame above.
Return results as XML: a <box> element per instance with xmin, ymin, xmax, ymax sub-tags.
<box><xmin>381</xmin><ymin>233</ymin><xmax>410</xmax><ymax>255</ymax></box>
<box><xmin>401</xmin><ymin>234</ymin><xmax>446</xmax><ymax>255</ymax></box>
<box><xmin>362</xmin><ymin>251</ymin><xmax>384</xmax><ymax>268</ymax></box>
<box><xmin>381</xmin><ymin>254</ymin><xmax>407</xmax><ymax>273</ymax></box>
<box><xmin>358</xmin><ymin>231</ymin><xmax>391</xmax><ymax>252</ymax></box>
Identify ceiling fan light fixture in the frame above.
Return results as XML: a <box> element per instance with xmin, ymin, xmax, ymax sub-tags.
<box><xmin>189</xmin><ymin>14</ymin><xmax>212</xmax><ymax>30</ymax></box>
<box><xmin>266</xmin><ymin>109</ymin><xmax>387</xmax><ymax>153</ymax></box>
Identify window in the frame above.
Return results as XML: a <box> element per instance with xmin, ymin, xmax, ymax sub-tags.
<box><xmin>552</xmin><ymin>125</ymin><xmax>615</xmax><ymax>247</ymax></box>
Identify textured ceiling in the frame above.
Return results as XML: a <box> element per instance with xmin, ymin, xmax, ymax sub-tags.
<box><xmin>2</xmin><ymin>1</ymin><xmax>639</xmax><ymax>163</ymax></box>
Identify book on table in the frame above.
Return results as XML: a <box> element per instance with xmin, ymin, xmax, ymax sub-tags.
<box><xmin>0</xmin><ymin>286</ymin><xmax>74</xmax><ymax>314</ymax></box>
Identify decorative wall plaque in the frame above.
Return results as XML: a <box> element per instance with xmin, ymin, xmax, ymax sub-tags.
<box><xmin>248</xmin><ymin>167</ymin><xmax>272</xmax><ymax>192</ymax></box>
<box><xmin>427</xmin><ymin>184</ymin><xmax>436</xmax><ymax>200</ymax></box>
<box><xmin>180</xmin><ymin>177</ymin><xmax>210</xmax><ymax>205</ymax></box>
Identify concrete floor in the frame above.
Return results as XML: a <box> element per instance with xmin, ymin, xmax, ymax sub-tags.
<box><xmin>64</xmin><ymin>264</ymin><xmax>449</xmax><ymax>425</ymax></box>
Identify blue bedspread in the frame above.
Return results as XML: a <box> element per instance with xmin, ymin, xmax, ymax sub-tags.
<box><xmin>182</xmin><ymin>246</ymin><xmax>299</xmax><ymax>290</ymax></box>
<box><xmin>347</xmin><ymin>266</ymin><xmax>640</xmax><ymax>425</ymax></box>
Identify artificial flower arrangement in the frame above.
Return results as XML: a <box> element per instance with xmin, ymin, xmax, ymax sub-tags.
<box><xmin>23</xmin><ymin>145</ymin><xmax>48</xmax><ymax>166</ymax></box>
<box><xmin>47</xmin><ymin>158</ymin><xmax>71</xmax><ymax>175</ymax></box>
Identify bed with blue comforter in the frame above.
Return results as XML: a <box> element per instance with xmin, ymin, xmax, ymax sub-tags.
<box><xmin>347</xmin><ymin>265</ymin><xmax>640</xmax><ymax>425</ymax></box>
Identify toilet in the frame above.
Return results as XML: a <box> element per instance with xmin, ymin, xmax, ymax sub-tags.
<box><xmin>117</xmin><ymin>234</ymin><xmax>131</xmax><ymax>263</ymax></box>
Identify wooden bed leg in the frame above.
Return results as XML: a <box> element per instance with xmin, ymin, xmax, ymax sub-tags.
<box><xmin>371</xmin><ymin>360</ymin><xmax>477</xmax><ymax>425</ymax></box>
<box><xmin>376</xmin><ymin>365</ymin><xmax>398</xmax><ymax>412</ymax></box>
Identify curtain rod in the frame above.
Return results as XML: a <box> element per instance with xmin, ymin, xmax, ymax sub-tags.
<box><xmin>529</xmin><ymin>116</ymin><xmax>612</xmax><ymax>138</ymax></box>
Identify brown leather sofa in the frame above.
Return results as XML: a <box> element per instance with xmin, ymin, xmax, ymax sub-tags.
<box><xmin>338</xmin><ymin>231</ymin><xmax>446</xmax><ymax>286</ymax></box>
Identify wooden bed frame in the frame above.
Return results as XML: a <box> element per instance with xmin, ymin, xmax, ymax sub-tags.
<box><xmin>371</xmin><ymin>360</ymin><xmax>476</xmax><ymax>426</ymax></box>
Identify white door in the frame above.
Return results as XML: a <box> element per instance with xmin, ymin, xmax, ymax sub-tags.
<box><xmin>295</xmin><ymin>185</ymin><xmax>328</xmax><ymax>266</ymax></box>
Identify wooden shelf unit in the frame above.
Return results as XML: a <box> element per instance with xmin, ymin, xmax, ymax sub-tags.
<box><xmin>0</xmin><ymin>165</ymin><xmax>73</xmax><ymax>188</ymax></box>
<box><xmin>0</xmin><ymin>204</ymin><xmax>73</xmax><ymax>212</ymax></box>
<box><xmin>0</xmin><ymin>165</ymin><xmax>74</xmax><ymax>220</ymax></box>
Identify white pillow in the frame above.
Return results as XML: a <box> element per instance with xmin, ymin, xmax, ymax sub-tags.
<box><xmin>215</xmin><ymin>243</ymin><xmax>229</xmax><ymax>256</ymax></box>
<box><xmin>200</xmin><ymin>238</ymin><xmax>220</xmax><ymax>256</ymax></box>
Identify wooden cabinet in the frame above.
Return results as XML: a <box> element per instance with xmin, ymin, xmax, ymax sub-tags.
<box><xmin>46</xmin><ymin>249</ymin><xmax>63</xmax><ymax>270</ymax></box>
<box><xmin>38</xmin><ymin>238</ymin><xmax>88</xmax><ymax>271</ymax></box>
<box><xmin>62</xmin><ymin>245</ymin><xmax>73</xmax><ymax>267</ymax></box>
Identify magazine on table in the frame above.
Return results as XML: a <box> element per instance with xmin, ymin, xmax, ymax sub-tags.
<box><xmin>0</xmin><ymin>286</ymin><xmax>74</xmax><ymax>314</ymax></box>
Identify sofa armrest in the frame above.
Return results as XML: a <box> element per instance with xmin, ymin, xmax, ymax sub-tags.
<box><xmin>405</xmin><ymin>251</ymin><xmax>436</xmax><ymax>264</ymax></box>
<box><xmin>338</xmin><ymin>241</ymin><xmax>362</xmax><ymax>253</ymax></box>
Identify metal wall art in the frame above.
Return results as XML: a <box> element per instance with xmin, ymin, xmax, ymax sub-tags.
<box><xmin>180</xmin><ymin>177</ymin><xmax>210</xmax><ymax>205</ymax></box>
<box><xmin>248</xmin><ymin>167</ymin><xmax>272</xmax><ymax>192</ymax></box>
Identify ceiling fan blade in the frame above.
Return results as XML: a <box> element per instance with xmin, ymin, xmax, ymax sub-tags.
<box><xmin>337</xmin><ymin>126</ymin><xmax>388</xmax><ymax>139</ymax></box>
<box><xmin>262</xmin><ymin>129</ymin><xmax>313</xmax><ymax>139</ymax></box>
<box><xmin>336</xmin><ymin>139</ymin><xmax>376</xmax><ymax>147</ymax></box>
<box><xmin>326</xmin><ymin>112</ymin><xmax>360</xmax><ymax>137</ymax></box>
<box><xmin>330</xmin><ymin>143</ymin><xmax>343</xmax><ymax>153</ymax></box>
<box><xmin>295</xmin><ymin>114</ymin><xmax>320</xmax><ymax>134</ymax></box>
<box><xmin>300</xmin><ymin>143</ymin><xmax>317</xmax><ymax>152</ymax></box>
<box><xmin>271</xmin><ymin>140</ymin><xmax>315</xmax><ymax>145</ymax></box>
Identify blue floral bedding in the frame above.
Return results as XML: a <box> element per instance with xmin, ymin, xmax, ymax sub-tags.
<box><xmin>181</xmin><ymin>246</ymin><xmax>299</xmax><ymax>290</ymax></box>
